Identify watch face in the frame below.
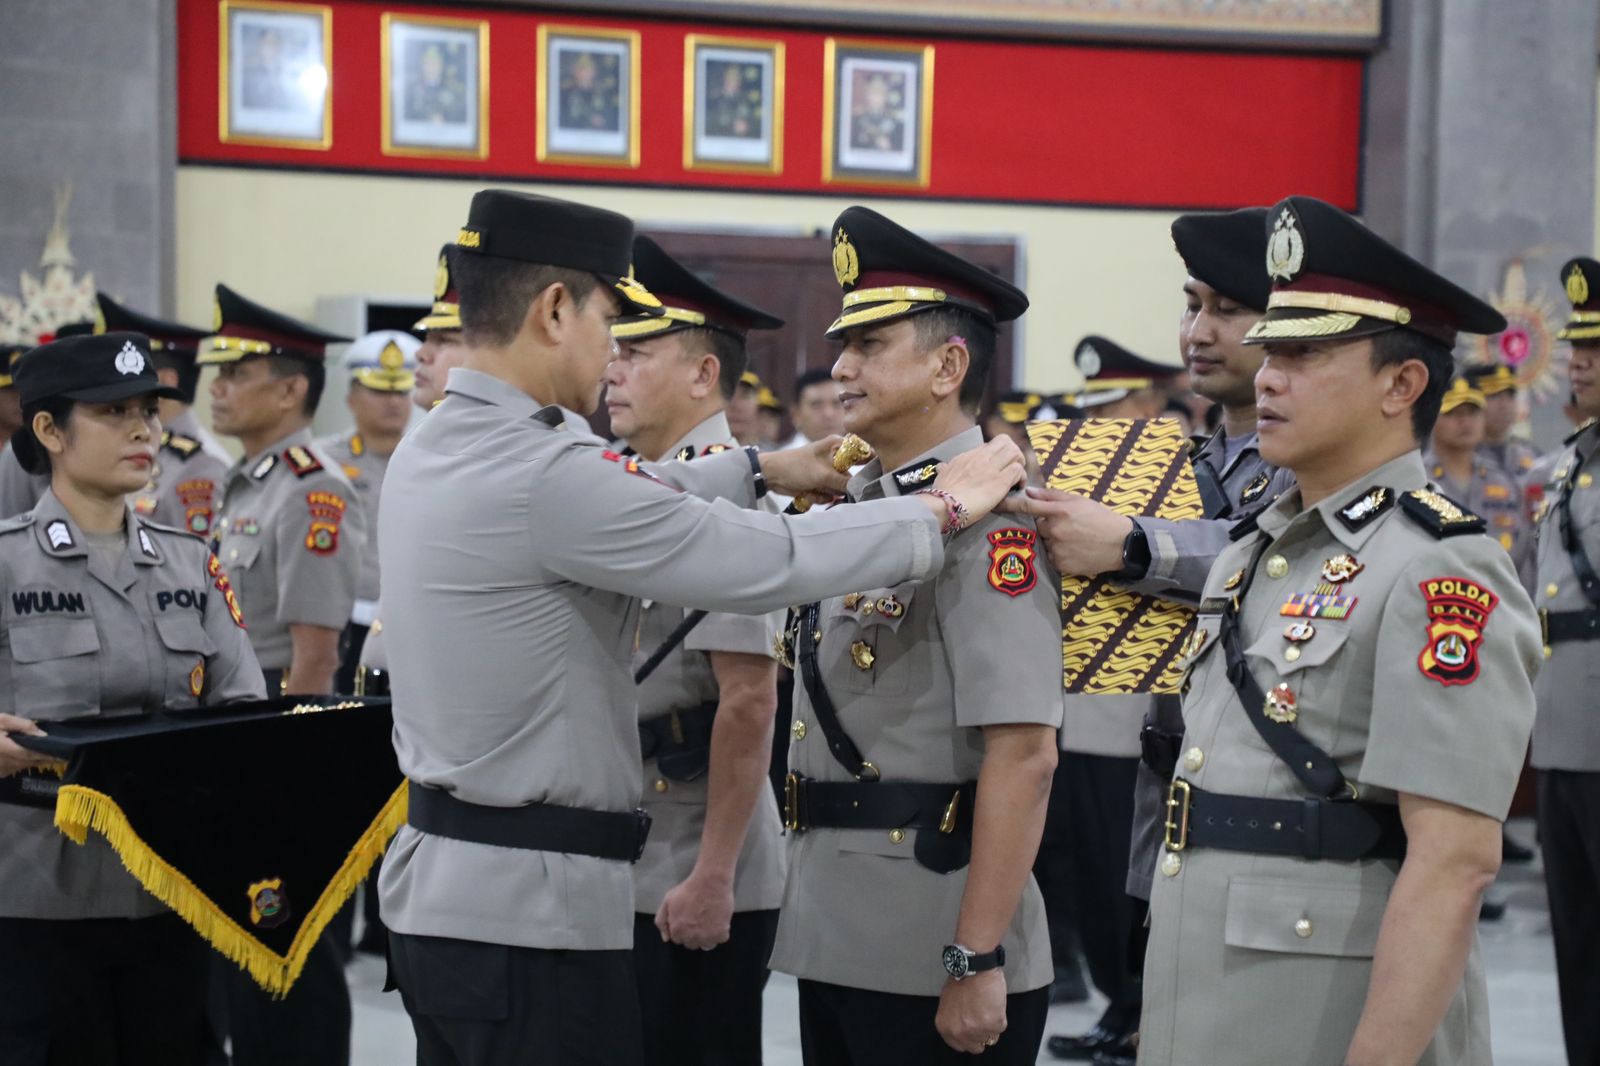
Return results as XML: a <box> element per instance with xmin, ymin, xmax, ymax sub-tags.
<box><xmin>942</xmin><ymin>944</ymin><xmax>969</xmax><ymax>979</ymax></box>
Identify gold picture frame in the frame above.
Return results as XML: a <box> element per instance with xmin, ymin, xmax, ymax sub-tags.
<box><xmin>381</xmin><ymin>13</ymin><xmax>489</xmax><ymax>160</ymax></box>
<box><xmin>536</xmin><ymin>23</ymin><xmax>642</xmax><ymax>168</ymax></box>
<box><xmin>682</xmin><ymin>34</ymin><xmax>785</xmax><ymax>176</ymax></box>
<box><xmin>821</xmin><ymin>38</ymin><xmax>934</xmax><ymax>188</ymax></box>
<box><xmin>218</xmin><ymin>0</ymin><xmax>333</xmax><ymax>150</ymax></box>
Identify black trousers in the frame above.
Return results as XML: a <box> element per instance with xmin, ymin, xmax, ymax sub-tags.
<box><xmin>221</xmin><ymin>927</ymin><xmax>351</xmax><ymax>1066</ymax></box>
<box><xmin>1057</xmin><ymin>753</ymin><xmax>1143</xmax><ymax>1032</ymax></box>
<box><xmin>1538</xmin><ymin>769</ymin><xmax>1600</xmax><ymax>1066</ymax></box>
<box><xmin>387</xmin><ymin>930</ymin><xmax>643</xmax><ymax>1066</ymax></box>
<box><xmin>797</xmin><ymin>979</ymin><xmax>1049</xmax><ymax>1066</ymax></box>
<box><xmin>0</xmin><ymin>913</ymin><xmax>210</xmax><ymax>1066</ymax></box>
<box><xmin>633</xmin><ymin>909</ymin><xmax>778</xmax><ymax>1066</ymax></box>
<box><xmin>333</xmin><ymin>621</ymin><xmax>371</xmax><ymax>696</ymax></box>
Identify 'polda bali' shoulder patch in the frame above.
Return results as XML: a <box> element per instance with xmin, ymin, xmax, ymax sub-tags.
<box><xmin>986</xmin><ymin>528</ymin><xmax>1039</xmax><ymax>597</ymax></box>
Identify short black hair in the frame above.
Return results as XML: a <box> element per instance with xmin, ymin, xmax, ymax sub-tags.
<box><xmin>455</xmin><ymin>253</ymin><xmax>600</xmax><ymax>348</ymax></box>
<box><xmin>11</xmin><ymin>396</ymin><xmax>76</xmax><ymax>475</ymax></box>
<box><xmin>675</xmin><ymin>327</ymin><xmax>746</xmax><ymax>400</ymax></box>
<box><xmin>152</xmin><ymin>350</ymin><xmax>200</xmax><ymax>405</ymax></box>
<box><xmin>1370</xmin><ymin>328</ymin><xmax>1453</xmax><ymax>440</ymax></box>
<box><xmin>264</xmin><ymin>354</ymin><xmax>325</xmax><ymax>416</ymax></box>
<box><xmin>793</xmin><ymin>367</ymin><xmax>835</xmax><ymax>402</ymax></box>
<box><xmin>912</xmin><ymin>307</ymin><xmax>997</xmax><ymax>412</ymax></box>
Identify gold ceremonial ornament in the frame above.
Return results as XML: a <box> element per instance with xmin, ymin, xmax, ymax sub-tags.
<box><xmin>792</xmin><ymin>434</ymin><xmax>874</xmax><ymax>514</ymax></box>
<box><xmin>850</xmin><ymin>641</ymin><xmax>875</xmax><ymax>670</ymax></box>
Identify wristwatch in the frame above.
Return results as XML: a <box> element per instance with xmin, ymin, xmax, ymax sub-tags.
<box><xmin>1114</xmin><ymin>521</ymin><xmax>1151</xmax><ymax>580</ymax></box>
<box><xmin>941</xmin><ymin>943</ymin><xmax>1005</xmax><ymax>980</ymax></box>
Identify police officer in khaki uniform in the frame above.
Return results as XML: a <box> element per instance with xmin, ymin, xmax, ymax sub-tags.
<box><xmin>319</xmin><ymin>330</ymin><xmax>417</xmax><ymax>692</ymax></box>
<box><xmin>768</xmin><ymin>207</ymin><xmax>1061</xmax><ymax>1064</ymax></box>
<box><xmin>607</xmin><ymin>234</ymin><xmax>787</xmax><ymax>1065</ymax></box>
<box><xmin>0</xmin><ymin>332</ymin><xmax>264</xmax><ymax>1066</ymax></box>
<box><xmin>377</xmin><ymin>190</ymin><xmax>1027</xmax><ymax>1066</ymax></box>
<box><xmin>1424</xmin><ymin>377</ymin><xmax>1532</xmax><ymax>578</ymax></box>
<box><xmin>1530</xmin><ymin>256</ymin><xmax>1600</xmax><ymax>1066</ymax></box>
<box><xmin>197</xmin><ymin>284</ymin><xmax>364</xmax><ymax>1066</ymax></box>
<box><xmin>1464</xmin><ymin>362</ymin><xmax>1539</xmax><ymax>483</ymax></box>
<box><xmin>1135</xmin><ymin>197</ymin><xmax>1538</xmax><ymax>1066</ymax></box>
<box><xmin>0</xmin><ymin>343</ymin><xmax>52</xmax><ymax>520</ymax></box>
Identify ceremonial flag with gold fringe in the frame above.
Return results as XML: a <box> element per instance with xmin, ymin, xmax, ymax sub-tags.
<box><xmin>14</xmin><ymin>697</ymin><xmax>403</xmax><ymax>997</ymax></box>
<box><xmin>1027</xmin><ymin>418</ymin><xmax>1203</xmax><ymax>693</ymax></box>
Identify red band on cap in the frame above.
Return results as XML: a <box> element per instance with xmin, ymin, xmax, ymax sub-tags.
<box><xmin>852</xmin><ymin>271</ymin><xmax>996</xmax><ymax>317</ymax></box>
<box><xmin>217</xmin><ymin>323</ymin><xmax>329</xmax><ymax>357</ymax></box>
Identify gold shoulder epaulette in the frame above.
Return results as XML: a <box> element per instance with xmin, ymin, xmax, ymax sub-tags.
<box><xmin>163</xmin><ymin>432</ymin><xmax>201</xmax><ymax>458</ymax></box>
<box><xmin>1400</xmin><ymin>489</ymin><xmax>1485</xmax><ymax>538</ymax></box>
<box><xmin>283</xmin><ymin>446</ymin><xmax>324</xmax><ymax>478</ymax></box>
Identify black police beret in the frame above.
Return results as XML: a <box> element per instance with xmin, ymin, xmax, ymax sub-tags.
<box><xmin>614</xmin><ymin>235</ymin><xmax>784</xmax><ymax>342</ymax></box>
<box><xmin>825</xmin><ymin>206</ymin><xmax>1028</xmax><ymax>337</ymax></box>
<box><xmin>53</xmin><ymin>320</ymin><xmax>96</xmax><ymax>339</ymax></box>
<box><xmin>1558</xmin><ymin>257</ymin><xmax>1600</xmax><ymax>341</ymax></box>
<box><xmin>14</xmin><ymin>332</ymin><xmax>184</xmax><ymax>406</ymax></box>
<box><xmin>1245</xmin><ymin>196</ymin><xmax>1506</xmax><ymax>346</ymax></box>
<box><xmin>1171</xmin><ymin>207</ymin><xmax>1271</xmax><ymax>312</ymax></box>
<box><xmin>455</xmin><ymin>189</ymin><xmax>662</xmax><ymax>316</ymax></box>
<box><xmin>198</xmin><ymin>284</ymin><xmax>352</xmax><ymax>366</ymax></box>
<box><xmin>1072</xmin><ymin>335</ymin><xmax>1180</xmax><ymax>408</ymax></box>
<box><xmin>96</xmin><ymin>294</ymin><xmax>211</xmax><ymax>357</ymax></box>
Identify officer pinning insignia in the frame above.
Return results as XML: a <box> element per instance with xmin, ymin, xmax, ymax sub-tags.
<box><xmin>1417</xmin><ymin>576</ymin><xmax>1500</xmax><ymax>686</ymax></box>
<box><xmin>1239</xmin><ymin>471</ymin><xmax>1271</xmax><ymax>505</ymax></box>
<box><xmin>986</xmin><ymin>528</ymin><xmax>1039</xmax><ymax>597</ymax></box>
<box><xmin>1280</xmin><ymin>583</ymin><xmax>1358</xmax><ymax>620</ymax></box>
<box><xmin>1264</xmin><ymin>682</ymin><xmax>1298</xmax><ymax>724</ymax></box>
<box><xmin>1320</xmin><ymin>553</ymin><xmax>1364</xmax><ymax>583</ymax></box>
<box><xmin>46</xmin><ymin>520</ymin><xmax>73</xmax><ymax>550</ymax></box>
<box><xmin>284</xmin><ymin>446</ymin><xmax>324</xmax><ymax>478</ymax></box>
<box><xmin>1400</xmin><ymin>489</ymin><xmax>1486</xmax><ymax>536</ymax></box>
<box><xmin>304</xmin><ymin>491</ymin><xmax>347</xmax><ymax>556</ymax></box>
<box><xmin>207</xmin><ymin>554</ymin><xmax>246</xmax><ymax>629</ymax></box>
<box><xmin>250</xmin><ymin>454</ymin><xmax>277</xmax><ymax>480</ymax></box>
<box><xmin>893</xmin><ymin>462</ymin><xmax>940</xmax><ymax>491</ymax></box>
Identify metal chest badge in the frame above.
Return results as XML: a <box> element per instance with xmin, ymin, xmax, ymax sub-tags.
<box><xmin>1417</xmin><ymin>575</ymin><xmax>1500</xmax><ymax>686</ymax></box>
<box><xmin>1320</xmin><ymin>553</ymin><xmax>1363</xmax><ymax>584</ymax></box>
<box><xmin>1239</xmin><ymin>471</ymin><xmax>1271</xmax><ymax>506</ymax></box>
<box><xmin>986</xmin><ymin>528</ymin><xmax>1039</xmax><ymax>597</ymax></box>
<box><xmin>1264</xmin><ymin>682</ymin><xmax>1298</xmax><ymax>724</ymax></box>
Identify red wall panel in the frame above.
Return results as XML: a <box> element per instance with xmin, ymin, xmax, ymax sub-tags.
<box><xmin>177</xmin><ymin>0</ymin><xmax>1365</xmax><ymax>210</ymax></box>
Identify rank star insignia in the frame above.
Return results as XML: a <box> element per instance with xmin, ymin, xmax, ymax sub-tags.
<box><xmin>250</xmin><ymin>454</ymin><xmax>278</xmax><ymax>480</ymax></box>
<box><xmin>1320</xmin><ymin>553</ymin><xmax>1364</xmax><ymax>584</ymax></box>
<box><xmin>1336</xmin><ymin>486</ymin><xmax>1393</xmax><ymax>531</ymax></box>
<box><xmin>986</xmin><ymin>528</ymin><xmax>1039</xmax><ymax>597</ymax></box>
<box><xmin>1239</xmin><ymin>471</ymin><xmax>1271</xmax><ymax>505</ymax></box>
<box><xmin>1264</xmin><ymin>682</ymin><xmax>1298</xmax><ymax>724</ymax></box>
<box><xmin>1417</xmin><ymin>575</ymin><xmax>1499</xmax><ymax>686</ymax></box>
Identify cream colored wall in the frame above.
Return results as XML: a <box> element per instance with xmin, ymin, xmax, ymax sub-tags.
<box><xmin>176</xmin><ymin>166</ymin><xmax>1188</xmax><ymax>399</ymax></box>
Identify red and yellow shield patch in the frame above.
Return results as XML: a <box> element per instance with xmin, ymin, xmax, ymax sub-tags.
<box><xmin>1417</xmin><ymin>576</ymin><xmax>1499</xmax><ymax>686</ymax></box>
<box><xmin>987</xmin><ymin>528</ymin><xmax>1038</xmax><ymax>597</ymax></box>
<box><xmin>207</xmin><ymin>553</ymin><xmax>246</xmax><ymax>629</ymax></box>
<box><xmin>304</xmin><ymin>491</ymin><xmax>347</xmax><ymax>556</ymax></box>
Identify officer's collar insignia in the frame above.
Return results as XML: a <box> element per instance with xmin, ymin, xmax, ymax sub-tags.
<box><xmin>1416</xmin><ymin>575</ymin><xmax>1499</xmax><ymax>686</ymax></box>
<box><xmin>1320</xmin><ymin>553</ymin><xmax>1363</xmax><ymax>584</ymax></box>
<box><xmin>893</xmin><ymin>461</ymin><xmax>940</xmax><ymax>492</ymax></box>
<box><xmin>674</xmin><ymin>446</ymin><xmax>695</xmax><ymax>462</ymax></box>
<box><xmin>1238</xmin><ymin>471</ymin><xmax>1271</xmax><ymax>505</ymax></box>
<box><xmin>283</xmin><ymin>446</ymin><xmax>324</xmax><ymax>478</ymax></box>
<box><xmin>699</xmin><ymin>443</ymin><xmax>731</xmax><ymax>457</ymax></box>
<box><xmin>1568</xmin><ymin>263</ymin><xmax>1590</xmax><ymax>306</ymax></box>
<box><xmin>832</xmin><ymin>227</ymin><xmax>860</xmax><ymax>288</ymax></box>
<box><xmin>1400</xmin><ymin>489</ymin><xmax>1485</xmax><ymax>537</ymax></box>
<box><xmin>986</xmin><ymin>528</ymin><xmax>1039</xmax><ymax>597</ymax></box>
<box><xmin>1266</xmin><ymin>206</ymin><xmax>1306</xmax><ymax>282</ymax></box>
<box><xmin>137</xmin><ymin>528</ymin><xmax>157</xmax><ymax>558</ymax></box>
<box><xmin>1335</xmin><ymin>486</ymin><xmax>1394</xmax><ymax>532</ymax></box>
<box><xmin>1222</xmin><ymin>568</ymin><xmax>1244</xmax><ymax>591</ymax></box>
<box><xmin>250</xmin><ymin>454</ymin><xmax>278</xmax><ymax>480</ymax></box>
<box><xmin>163</xmin><ymin>432</ymin><xmax>200</xmax><ymax>457</ymax></box>
<box><xmin>45</xmin><ymin>520</ymin><xmax>74</xmax><ymax>550</ymax></box>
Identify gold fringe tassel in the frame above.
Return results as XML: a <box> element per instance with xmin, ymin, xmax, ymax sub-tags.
<box><xmin>54</xmin><ymin>780</ymin><xmax>408</xmax><ymax>998</ymax></box>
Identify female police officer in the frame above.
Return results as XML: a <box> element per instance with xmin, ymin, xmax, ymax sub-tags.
<box><xmin>0</xmin><ymin>331</ymin><xmax>264</xmax><ymax>1066</ymax></box>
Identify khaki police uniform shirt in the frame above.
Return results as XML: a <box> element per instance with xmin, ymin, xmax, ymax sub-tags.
<box><xmin>1482</xmin><ymin>436</ymin><xmax>1540</xmax><ymax>485</ymax></box>
<box><xmin>633</xmin><ymin>412</ymin><xmax>785</xmax><ymax>915</ymax></box>
<box><xmin>1140</xmin><ymin>451</ymin><xmax>1539</xmax><ymax>1066</ymax></box>
<box><xmin>316</xmin><ymin>428</ymin><xmax>391</xmax><ymax>615</ymax></box>
<box><xmin>377</xmin><ymin>369</ymin><xmax>946</xmax><ymax>952</ymax></box>
<box><xmin>214</xmin><ymin>428</ymin><xmax>365</xmax><ymax>673</ymax></box>
<box><xmin>0</xmin><ymin>444</ymin><xmax>49</xmax><ymax>520</ymax></box>
<box><xmin>768</xmin><ymin>426</ymin><xmax>1062</xmax><ymax>998</ymax></box>
<box><xmin>0</xmin><ymin>490</ymin><xmax>264</xmax><ymax>920</ymax></box>
<box><xmin>1425</xmin><ymin>447</ymin><xmax>1532</xmax><ymax>581</ymax></box>
<box><xmin>1531</xmin><ymin>420</ymin><xmax>1600</xmax><ymax>771</ymax></box>
<box><xmin>132</xmin><ymin>409</ymin><xmax>231</xmax><ymax>539</ymax></box>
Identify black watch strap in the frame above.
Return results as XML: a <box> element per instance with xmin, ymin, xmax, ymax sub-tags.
<box><xmin>1114</xmin><ymin>522</ymin><xmax>1151</xmax><ymax>581</ymax></box>
<box><xmin>968</xmin><ymin>944</ymin><xmax>1005</xmax><ymax>972</ymax></box>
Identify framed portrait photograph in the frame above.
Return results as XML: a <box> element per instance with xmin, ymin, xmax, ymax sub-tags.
<box><xmin>219</xmin><ymin>0</ymin><xmax>332</xmax><ymax>149</ymax></box>
<box><xmin>536</xmin><ymin>24</ymin><xmax>641</xmax><ymax>168</ymax></box>
<box><xmin>822</xmin><ymin>39</ymin><xmax>935</xmax><ymax>187</ymax></box>
<box><xmin>683</xmin><ymin>35</ymin><xmax>784</xmax><ymax>175</ymax></box>
<box><xmin>381</xmin><ymin>14</ymin><xmax>489</xmax><ymax>159</ymax></box>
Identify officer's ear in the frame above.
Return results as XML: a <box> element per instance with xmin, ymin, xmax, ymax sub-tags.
<box><xmin>929</xmin><ymin>337</ymin><xmax>969</xmax><ymax>402</ymax></box>
<box><xmin>1378</xmin><ymin>356</ymin><xmax>1430</xmax><ymax>424</ymax></box>
<box><xmin>524</xmin><ymin>281</ymin><xmax>570</xmax><ymax>346</ymax></box>
<box><xmin>32</xmin><ymin>408</ymin><xmax>69</xmax><ymax>461</ymax></box>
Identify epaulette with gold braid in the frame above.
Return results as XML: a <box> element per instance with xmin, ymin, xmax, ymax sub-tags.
<box><xmin>283</xmin><ymin>446</ymin><xmax>324</xmax><ymax>478</ymax></box>
<box><xmin>1399</xmin><ymin>489</ymin><xmax>1485</xmax><ymax>537</ymax></box>
<box><xmin>162</xmin><ymin>432</ymin><xmax>201</xmax><ymax>458</ymax></box>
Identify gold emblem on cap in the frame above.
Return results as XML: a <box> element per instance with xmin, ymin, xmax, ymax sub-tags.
<box><xmin>456</xmin><ymin>227</ymin><xmax>482</xmax><ymax>249</ymax></box>
<box><xmin>1568</xmin><ymin>263</ymin><xmax>1590</xmax><ymax>306</ymax></box>
<box><xmin>434</xmin><ymin>254</ymin><xmax>450</xmax><ymax>300</ymax></box>
<box><xmin>833</xmin><ymin>227</ymin><xmax>860</xmax><ymax>288</ymax></box>
<box><xmin>212</xmin><ymin>297</ymin><xmax>223</xmax><ymax>331</ymax></box>
<box><xmin>1266</xmin><ymin>207</ymin><xmax>1306</xmax><ymax>283</ymax></box>
<box><xmin>379</xmin><ymin>341</ymin><xmax>405</xmax><ymax>371</ymax></box>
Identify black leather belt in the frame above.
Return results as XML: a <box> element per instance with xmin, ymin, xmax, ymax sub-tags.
<box><xmin>0</xmin><ymin>769</ymin><xmax>61</xmax><ymax>809</ymax></box>
<box><xmin>406</xmin><ymin>781</ymin><xmax>651</xmax><ymax>863</ymax></box>
<box><xmin>1541</xmin><ymin>607</ymin><xmax>1600</xmax><ymax>646</ymax></box>
<box><xmin>1164</xmin><ymin>779</ymin><xmax>1406</xmax><ymax>863</ymax></box>
<box><xmin>638</xmin><ymin>702</ymin><xmax>716</xmax><ymax>782</ymax></box>
<box><xmin>783</xmin><ymin>773</ymin><xmax>973</xmax><ymax>835</ymax></box>
<box><xmin>1140</xmin><ymin>725</ymin><xmax>1183</xmax><ymax>778</ymax></box>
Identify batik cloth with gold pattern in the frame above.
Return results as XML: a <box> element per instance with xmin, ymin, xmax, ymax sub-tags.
<box><xmin>768</xmin><ymin>426</ymin><xmax>1063</xmax><ymax>997</ymax></box>
<box><xmin>1141</xmin><ymin>450</ymin><xmax>1539</xmax><ymax>1066</ymax></box>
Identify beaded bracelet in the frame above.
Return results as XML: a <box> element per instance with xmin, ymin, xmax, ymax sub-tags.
<box><xmin>915</xmin><ymin>488</ymin><xmax>967</xmax><ymax>535</ymax></box>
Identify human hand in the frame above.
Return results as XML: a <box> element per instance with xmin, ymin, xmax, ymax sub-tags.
<box><xmin>916</xmin><ymin>437</ymin><xmax>1027</xmax><ymax>530</ymax></box>
<box><xmin>999</xmin><ymin>486</ymin><xmax>1132</xmax><ymax>576</ymax></box>
<box><xmin>0</xmin><ymin>714</ymin><xmax>52</xmax><ymax>779</ymax></box>
<box><xmin>654</xmin><ymin>869</ymin><xmax>734</xmax><ymax>951</ymax></box>
<box><xmin>935</xmin><ymin>969</ymin><xmax>1008</xmax><ymax>1054</ymax></box>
